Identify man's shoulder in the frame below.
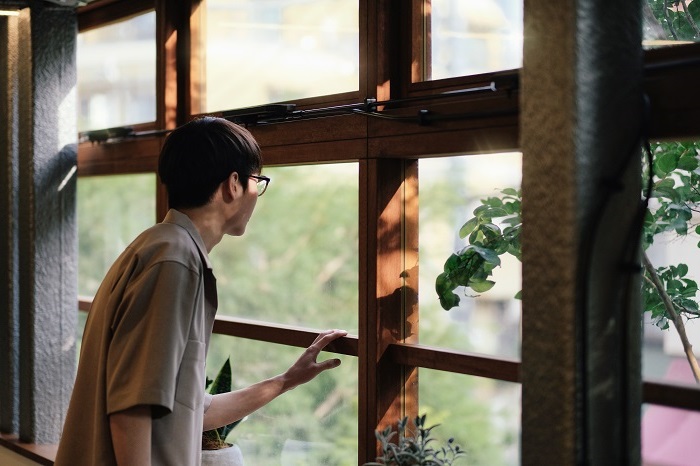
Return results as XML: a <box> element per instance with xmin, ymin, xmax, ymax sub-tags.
<box><xmin>127</xmin><ymin>222</ymin><xmax>202</xmax><ymax>272</ymax></box>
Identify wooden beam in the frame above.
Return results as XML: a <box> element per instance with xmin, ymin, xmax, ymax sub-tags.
<box><xmin>77</xmin><ymin>0</ymin><xmax>153</xmax><ymax>32</ymax></box>
<box><xmin>387</xmin><ymin>343</ymin><xmax>521</xmax><ymax>383</ymax></box>
<box><xmin>643</xmin><ymin>380</ymin><xmax>700</xmax><ymax>411</ymax></box>
<box><xmin>77</xmin><ymin>137</ymin><xmax>162</xmax><ymax>176</ymax></box>
<box><xmin>213</xmin><ymin>315</ymin><xmax>358</xmax><ymax>356</ymax></box>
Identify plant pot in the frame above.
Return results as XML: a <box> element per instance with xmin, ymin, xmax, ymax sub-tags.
<box><xmin>201</xmin><ymin>443</ymin><xmax>244</xmax><ymax>466</ymax></box>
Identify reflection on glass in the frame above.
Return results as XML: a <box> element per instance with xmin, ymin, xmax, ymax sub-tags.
<box><xmin>419</xmin><ymin>154</ymin><xmax>522</xmax><ymax>358</ymax></box>
<box><xmin>644</xmin><ymin>0</ymin><xmax>700</xmax><ymax>48</ymax></box>
<box><xmin>417</xmin><ymin>368</ymin><xmax>520</xmax><ymax>466</ymax></box>
<box><xmin>428</xmin><ymin>0</ymin><xmax>523</xmax><ymax>80</ymax></box>
<box><xmin>77</xmin><ymin>174</ymin><xmax>155</xmax><ymax>297</ymax></box>
<box><xmin>201</xmin><ymin>0</ymin><xmax>359</xmax><ymax>112</ymax></box>
<box><xmin>77</xmin><ymin>11</ymin><xmax>156</xmax><ymax>132</ymax></box>
<box><xmin>211</xmin><ymin>163</ymin><xmax>359</xmax><ymax>332</ymax></box>
<box><xmin>207</xmin><ymin>335</ymin><xmax>358</xmax><ymax>466</ymax></box>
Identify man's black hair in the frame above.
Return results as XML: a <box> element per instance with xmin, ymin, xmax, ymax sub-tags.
<box><xmin>158</xmin><ymin>117</ymin><xmax>262</xmax><ymax>209</ymax></box>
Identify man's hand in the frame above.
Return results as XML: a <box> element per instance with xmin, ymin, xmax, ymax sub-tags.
<box><xmin>203</xmin><ymin>329</ymin><xmax>348</xmax><ymax>432</ymax></box>
<box><xmin>280</xmin><ymin>329</ymin><xmax>348</xmax><ymax>393</ymax></box>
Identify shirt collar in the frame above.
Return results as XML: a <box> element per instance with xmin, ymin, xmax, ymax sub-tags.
<box><xmin>162</xmin><ymin>209</ymin><xmax>213</xmax><ymax>270</ymax></box>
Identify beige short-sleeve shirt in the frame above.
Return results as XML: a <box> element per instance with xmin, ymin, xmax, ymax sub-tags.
<box><xmin>55</xmin><ymin>210</ymin><xmax>218</xmax><ymax>466</ymax></box>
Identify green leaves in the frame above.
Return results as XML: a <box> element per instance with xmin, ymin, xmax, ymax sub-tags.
<box><xmin>437</xmin><ymin>141</ymin><xmax>700</xmax><ymax>328</ymax></box>
<box><xmin>654</xmin><ymin>150</ymin><xmax>679</xmax><ymax>178</ymax></box>
<box><xmin>458</xmin><ymin>217</ymin><xmax>478</xmax><ymax>238</ymax></box>
<box><xmin>436</xmin><ymin>188</ymin><xmax>522</xmax><ymax>310</ymax></box>
<box><xmin>644</xmin><ymin>263</ymin><xmax>700</xmax><ymax>330</ymax></box>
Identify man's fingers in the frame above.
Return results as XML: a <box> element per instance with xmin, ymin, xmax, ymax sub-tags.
<box><xmin>311</xmin><ymin>329</ymin><xmax>347</xmax><ymax>350</ymax></box>
<box><xmin>301</xmin><ymin>330</ymin><xmax>347</xmax><ymax>372</ymax></box>
<box><xmin>317</xmin><ymin>358</ymin><xmax>342</xmax><ymax>372</ymax></box>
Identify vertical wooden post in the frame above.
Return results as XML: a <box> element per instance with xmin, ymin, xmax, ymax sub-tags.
<box><xmin>359</xmin><ymin>158</ymin><xmax>418</xmax><ymax>464</ymax></box>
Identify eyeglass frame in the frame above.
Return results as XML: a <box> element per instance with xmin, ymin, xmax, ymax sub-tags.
<box><xmin>249</xmin><ymin>174</ymin><xmax>270</xmax><ymax>196</ymax></box>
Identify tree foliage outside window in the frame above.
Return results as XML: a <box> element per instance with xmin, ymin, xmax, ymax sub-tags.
<box><xmin>645</xmin><ymin>0</ymin><xmax>700</xmax><ymax>44</ymax></box>
<box><xmin>205</xmin><ymin>163</ymin><xmax>360</xmax><ymax>465</ymax></box>
<box><xmin>77</xmin><ymin>174</ymin><xmax>156</xmax><ymax>297</ymax></box>
<box><xmin>435</xmin><ymin>142</ymin><xmax>700</xmax><ymax>383</ymax></box>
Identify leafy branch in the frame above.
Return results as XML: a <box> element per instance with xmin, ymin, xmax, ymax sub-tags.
<box><xmin>642</xmin><ymin>252</ymin><xmax>700</xmax><ymax>383</ymax></box>
<box><xmin>435</xmin><ymin>188</ymin><xmax>521</xmax><ymax>310</ymax></box>
<box><xmin>436</xmin><ymin>142</ymin><xmax>700</xmax><ymax>383</ymax></box>
<box><xmin>647</xmin><ymin>0</ymin><xmax>700</xmax><ymax>42</ymax></box>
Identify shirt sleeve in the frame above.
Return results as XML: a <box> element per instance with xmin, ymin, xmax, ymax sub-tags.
<box><xmin>105</xmin><ymin>260</ymin><xmax>202</xmax><ymax>416</ymax></box>
<box><xmin>203</xmin><ymin>393</ymin><xmax>213</xmax><ymax>413</ymax></box>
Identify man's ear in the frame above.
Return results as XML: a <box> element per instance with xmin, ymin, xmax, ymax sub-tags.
<box><xmin>222</xmin><ymin>172</ymin><xmax>240</xmax><ymax>201</ymax></box>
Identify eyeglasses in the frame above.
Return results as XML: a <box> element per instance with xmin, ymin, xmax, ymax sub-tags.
<box><xmin>249</xmin><ymin>175</ymin><xmax>270</xmax><ymax>197</ymax></box>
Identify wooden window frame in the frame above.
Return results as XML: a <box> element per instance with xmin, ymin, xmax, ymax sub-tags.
<box><xmin>76</xmin><ymin>0</ymin><xmax>700</xmax><ymax>464</ymax></box>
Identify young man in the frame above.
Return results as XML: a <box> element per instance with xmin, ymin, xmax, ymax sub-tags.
<box><xmin>55</xmin><ymin>117</ymin><xmax>347</xmax><ymax>465</ymax></box>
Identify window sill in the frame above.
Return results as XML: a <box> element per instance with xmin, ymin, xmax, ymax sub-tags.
<box><xmin>0</xmin><ymin>433</ymin><xmax>56</xmax><ymax>465</ymax></box>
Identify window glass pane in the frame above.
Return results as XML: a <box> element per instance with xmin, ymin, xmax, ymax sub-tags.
<box><xmin>643</xmin><ymin>403</ymin><xmax>700</xmax><ymax>464</ymax></box>
<box><xmin>642</xmin><ymin>141</ymin><xmax>700</xmax><ymax>382</ymax></box>
<box><xmin>419</xmin><ymin>154</ymin><xmax>522</xmax><ymax>358</ymax></box>
<box><xmin>644</xmin><ymin>0</ymin><xmax>700</xmax><ymax>48</ymax></box>
<box><xmin>211</xmin><ymin>163</ymin><xmax>359</xmax><ymax>332</ymax></box>
<box><xmin>207</xmin><ymin>335</ymin><xmax>358</xmax><ymax>465</ymax></box>
<box><xmin>201</xmin><ymin>0</ymin><xmax>359</xmax><ymax>112</ymax></box>
<box><xmin>77</xmin><ymin>11</ymin><xmax>156</xmax><ymax>132</ymax></box>
<box><xmin>428</xmin><ymin>0</ymin><xmax>523</xmax><ymax>80</ymax></box>
<box><xmin>417</xmin><ymin>369</ymin><xmax>520</xmax><ymax>466</ymax></box>
<box><xmin>77</xmin><ymin>174</ymin><xmax>156</xmax><ymax>297</ymax></box>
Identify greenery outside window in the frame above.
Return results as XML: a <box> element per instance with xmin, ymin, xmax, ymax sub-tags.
<box><xmin>211</xmin><ymin>163</ymin><xmax>359</xmax><ymax>332</ymax></box>
<box><xmin>77</xmin><ymin>174</ymin><xmax>156</xmax><ymax>297</ymax></box>
<box><xmin>206</xmin><ymin>335</ymin><xmax>358</xmax><ymax>465</ymax></box>
<box><xmin>417</xmin><ymin>368</ymin><xmax>520</xmax><ymax>466</ymax></box>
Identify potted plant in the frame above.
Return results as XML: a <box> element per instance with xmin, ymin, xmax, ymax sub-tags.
<box><xmin>201</xmin><ymin>357</ymin><xmax>245</xmax><ymax>466</ymax></box>
<box><xmin>363</xmin><ymin>414</ymin><xmax>466</xmax><ymax>465</ymax></box>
